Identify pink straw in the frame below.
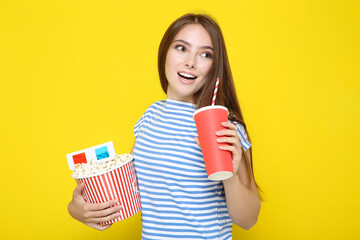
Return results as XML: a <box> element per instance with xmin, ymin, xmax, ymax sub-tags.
<box><xmin>211</xmin><ymin>78</ymin><xmax>220</xmax><ymax>106</ymax></box>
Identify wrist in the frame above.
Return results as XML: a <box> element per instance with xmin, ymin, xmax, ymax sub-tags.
<box><xmin>223</xmin><ymin>173</ymin><xmax>240</xmax><ymax>186</ymax></box>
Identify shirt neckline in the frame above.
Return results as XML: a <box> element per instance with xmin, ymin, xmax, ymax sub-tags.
<box><xmin>165</xmin><ymin>98</ymin><xmax>196</xmax><ymax>109</ymax></box>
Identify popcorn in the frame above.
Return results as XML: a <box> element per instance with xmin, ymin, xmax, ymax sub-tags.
<box><xmin>72</xmin><ymin>154</ymin><xmax>133</xmax><ymax>178</ymax></box>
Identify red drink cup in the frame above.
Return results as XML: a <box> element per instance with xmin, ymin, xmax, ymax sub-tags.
<box><xmin>194</xmin><ymin>106</ymin><xmax>233</xmax><ymax>181</ymax></box>
<box><xmin>73</xmin><ymin>159</ymin><xmax>141</xmax><ymax>225</ymax></box>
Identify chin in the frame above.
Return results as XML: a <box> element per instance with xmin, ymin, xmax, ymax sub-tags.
<box><xmin>167</xmin><ymin>83</ymin><xmax>198</xmax><ymax>102</ymax></box>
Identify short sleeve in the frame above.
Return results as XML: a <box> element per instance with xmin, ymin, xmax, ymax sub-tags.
<box><xmin>232</xmin><ymin>122</ymin><xmax>252</xmax><ymax>151</ymax></box>
<box><xmin>134</xmin><ymin>108</ymin><xmax>148</xmax><ymax>141</ymax></box>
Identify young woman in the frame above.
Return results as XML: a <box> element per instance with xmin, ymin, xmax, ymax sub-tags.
<box><xmin>68</xmin><ymin>13</ymin><xmax>261</xmax><ymax>239</ymax></box>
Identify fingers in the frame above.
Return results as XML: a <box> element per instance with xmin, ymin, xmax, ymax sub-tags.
<box><xmin>218</xmin><ymin>145</ymin><xmax>237</xmax><ymax>152</ymax></box>
<box><xmin>87</xmin><ymin>199</ymin><xmax>119</xmax><ymax>211</ymax></box>
<box><xmin>89</xmin><ymin>211</ymin><xmax>121</xmax><ymax>224</ymax></box>
<box><xmin>99</xmin><ymin>224</ymin><xmax>113</xmax><ymax>231</ymax></box>
<box><xmin>88</xmin><ymin>204</ymin><xmax>122</xmax><ymax>218</ymax></box>
<box><xmin>194</xmin><ymin>137</ymin><xmax>201</xmax><ymax>148</ymax></box>
<box><xmin>217</xmin><ymin>137</ymin><xmax>242</xmax><ymax>154</ymax></box>
<box><xmin>218</xmin><ymin>144</ymin><xmax>242</xmax><ymax>154</ymax></box>
<box><xmin>215</xmin><ymin>122</ymin><xmax>243</xmax><ymax>161</ymax></box>
<box><xmin>83</xmin><ymin>201</ymin><xmax>122</xmax><ymax>226</ymax></box>
<box><xmin>221</xmin><ymin>121</ymin><xmax>238</xmax><ymax>131</ymax></box>
<box><xmin>216</xmin><ymin>122</ymin><xmax>241</xmax><ymax>146</ymax></box>
<box><xmin>215</xmin><ymin>122</ymin><xmax>238</xmax><ymax>137</ymax></box>
<box><xmin>87</xmin><ymin>222</ymin><xmax>113</xmax><ymax>231</ymax></box>
<box><xmin>219</xmin><ymin>144</ymin><xmax>243</xmax><ymax>163</ymax></box>
<box><xmin>74</xmin><ymin>182</ymin><xmax>85</xmax><ymax>197</ymax></box>
<box><xmin>216</xmin><ymin>136</ymin><xmax>238</xmax><ymax>144</ymax></box>
<box><xmin>215</xmin><ymin>129</ymin><xmax>237</xmax><ymax>137</ymax></box>
<box><xmin>70</xmin><ymin>183</ymin><xmax>122</xmax><ymax>229</ymax></box>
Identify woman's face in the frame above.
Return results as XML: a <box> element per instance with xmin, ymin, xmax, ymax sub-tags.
<box><xmin>165</xmin><ymin>24</ymin><xmax>214</xmax><ymax>103</ymax></box>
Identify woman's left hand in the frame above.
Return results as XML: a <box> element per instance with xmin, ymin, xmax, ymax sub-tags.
<box><xmin>194</xmin><ymin>121</ymin><xmax>244</xmax><ymax>177</ymax></box>
<box><xmin>215</xmin><ymin>122</ymin><xmax>244</xmax><ymax>177</ymax></box>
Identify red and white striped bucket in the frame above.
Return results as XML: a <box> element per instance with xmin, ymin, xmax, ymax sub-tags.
<box><xmin>73</xmin><ymin>160</ymin><xmax>141</xmax><ymax>226</ymax></box>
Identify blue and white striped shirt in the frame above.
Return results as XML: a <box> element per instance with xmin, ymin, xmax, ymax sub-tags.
<box><xmin>133</xmin><ymin>98</ymin><xmax>251</xmax><ymax>240</ymax></box>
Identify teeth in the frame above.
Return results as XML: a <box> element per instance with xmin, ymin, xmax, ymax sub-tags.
<box><xmin>179</xmin><ymin>72</ymin><xmax>196</xmax><ymax>79</ymax></box>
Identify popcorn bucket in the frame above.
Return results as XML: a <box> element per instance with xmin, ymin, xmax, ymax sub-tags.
<box><xmin>73</xmin><ymin>159</ymin><xmax>141</xmax><ymax>225</ymax></box>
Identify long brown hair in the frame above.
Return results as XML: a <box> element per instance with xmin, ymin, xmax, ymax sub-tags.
<box><xmin>158</xmin><ymin>13</ymin><xmax>262</xmax><ymax>199</ymax></box>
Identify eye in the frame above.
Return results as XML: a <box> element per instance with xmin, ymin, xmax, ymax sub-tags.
<box><xmin>175</xmin><ymin>45</ymin><xmax>186</xmax><ymax>52</ymax></box>
<box><xmin>201</xmin><ymin>52</ymin><xmax>213</xmax><ymax>59</ymax></box>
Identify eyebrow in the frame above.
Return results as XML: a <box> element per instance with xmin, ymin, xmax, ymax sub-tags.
<box><xmin>173</xmin><ymin>39</ymin><xmax>214</xmax><ymax>51</ymax></box>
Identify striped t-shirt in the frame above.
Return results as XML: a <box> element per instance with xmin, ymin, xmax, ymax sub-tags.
<box><xmin>133</xmin><ymin>98</ymin><xmax>251</xmax><ymax>240</ymax></box>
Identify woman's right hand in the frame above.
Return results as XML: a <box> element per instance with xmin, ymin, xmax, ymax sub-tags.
<box><xmin>68</xmin><ymin>182</ymin><xmax>122</xmax><ymax>231</ymax></box>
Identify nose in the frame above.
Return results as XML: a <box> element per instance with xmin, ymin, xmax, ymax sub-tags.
<box><xmin>184</xmin><ymin>54</ymin><xmax>196</xmax><ymax>69</ymax></box>
<box><xmin>185</xmin><ymin>62</ymin><xmax>195</xmax><ymax>69</ymax></box>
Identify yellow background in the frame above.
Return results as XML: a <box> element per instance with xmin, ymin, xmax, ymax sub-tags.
<box><xmin>1</xmin><ymin>0</ymin><xmax>359</xmax><ymax>239</ymax></box>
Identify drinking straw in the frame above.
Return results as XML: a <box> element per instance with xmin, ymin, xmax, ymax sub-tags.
<box><xmin>211</xmin><ymin>78</ymin><xmax>220</xmax><ymax>106</ymax></box>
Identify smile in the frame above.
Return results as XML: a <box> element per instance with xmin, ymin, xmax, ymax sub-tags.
<box><xmin>177</xmin><ymin>72</ymin><xmax>197</xmax><ymax>80</ymax></box>
<box><xmin>177</xmin><ymin>73</ymin><xmax>197</xmax><ymax>85</ymax></box>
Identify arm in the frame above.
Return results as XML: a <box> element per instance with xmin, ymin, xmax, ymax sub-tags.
<box><xmin>130</xmin><ymin>141</ymin><xmax>135</xmax><ymax>154</ymax></box>
<box><xmin>222</xmin><ymin>149</ymin><xmax>260</xmax><ymax>229</ymax></box>
<box><xmin>214</xmin><ymin>122</ymin><xmax>261</xmax><ymax>229</ymax></box>
<box><xmin>68</xmin><ymin>141</ymin><xmax>136</xmax><ymax>230</ymax></box>
<box><xmin>68</xmin><ymin>183</ymin><xmax>122</xmax><ymax>231</ymax></box>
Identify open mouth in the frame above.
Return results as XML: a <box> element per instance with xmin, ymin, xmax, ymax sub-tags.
<box><xmin>177</xmin><ymin>72</ymin><xmax>197</xmax><ymax>80</ymax></box>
